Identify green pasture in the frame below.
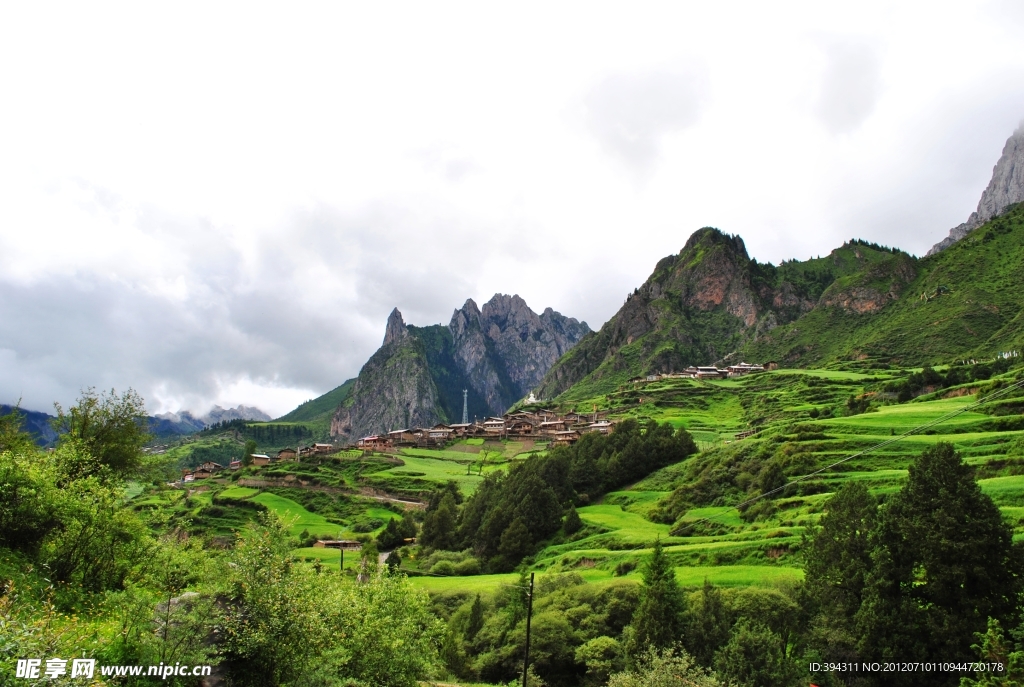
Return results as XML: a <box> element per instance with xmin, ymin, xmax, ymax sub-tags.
<box><xmin>577</xmin><ymin>504</ymin><xmax>671</xmax><ymax>541</ymax></box>
<box><xmin>250</xmin><ymin>492</ymin><xmax>400</xmax><ymax>539</ymax></box>
<box><xmin>377</xmin><ymin>454</ymin><xmax>508</xmax><ymax>495</ymax></box>
<box><xmin>770</xmin><ymin>369</ymin><xmax>878</xmax><ymax>381</ymax></box>
<box><xmin>673</xmin><ymin>565</ymin><xmax>803</xmax><ymax>587</ymax></box>
<box><xmin>400</xmin><ymin>447</ymin><xmax>477</xmax><ymax>462</ymax></box>
<box><xmin>821</xmin><ymin>396</ymin><xmax>988</xmax><ymax>431</ymax></box>
<box><xmin>219</xmin><ymin>486</ymin><xmax>260</xmax><ymax>499</ymax></box>
<box><xmin>679</xmin><ymin>506</ymin><xmax>745</xmax><ymax>528</ymax></box>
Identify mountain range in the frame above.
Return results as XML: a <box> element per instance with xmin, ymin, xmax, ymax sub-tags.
<box><xmin>328</xmin><ymin>294</ymin><xmax>589</xmax><ymax>440</ymax></box>
<box><xmin>267</xmin><ymin>121</ymin><xmax>1024</xmax><ymax>431</ymax></box>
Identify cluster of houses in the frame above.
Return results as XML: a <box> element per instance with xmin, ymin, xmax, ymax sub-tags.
<box><xmin>357</xmin><ymin>409</ymin><xmax>617</xmax><ymax>451</ymax></box>
<box><xmin>628</xmin><ymin>362</ymin><xmax>769</xmax><ymax>384</ymax></box>
<box><xmin>181</xmin><ymin>443</ymin><xmax>336</xmax><ymax>481</ymax></box>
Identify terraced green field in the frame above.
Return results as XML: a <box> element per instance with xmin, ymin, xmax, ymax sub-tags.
<box><xmin>251</xmin><ymin>493</ymin><xmax>348</xmax><ymax>537</ymax></box>
<box><xmin>141</xmin><ymin>364</ymin><xmax>1024</xmax><ymax>603</ymax></box>
<box><xmin>376</xmin><ymin>454</ymin><xmax>508</xmax><ymax>496</ymax></box>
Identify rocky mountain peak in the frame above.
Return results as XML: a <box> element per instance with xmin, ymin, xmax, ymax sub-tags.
<box><xmin>682</xmin><ymin>226</ymin><xmax>748</xmax><ymax>257</ymax></box>
<box><xmin>333</xmin><ymin>295</ymin><xmax>589</xmax><ymax>440</ymax></box>
<box><xmin>383</xmin><ymin>307</ymin><xmax>408</xmax><ymax>346</ymax></box>
<box><xmin>929</xmin><ymin>121</ymin><xmax>1024</xmax><ymax>255</ymax></box>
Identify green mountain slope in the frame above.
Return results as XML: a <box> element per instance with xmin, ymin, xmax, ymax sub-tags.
<box><xmin>741</xmin><ymin>204</ymin><xmax>1024</xmax><ymax>367</ymax></box>
<box><xmin>538</xmin><ymin>228</ymin><xmax>911</xmax><ymax>401</ymax></box>
<box><xmin>276</xmin><ymin>378</ymin><xmax>356</xmax><ymax>423</ymax></box>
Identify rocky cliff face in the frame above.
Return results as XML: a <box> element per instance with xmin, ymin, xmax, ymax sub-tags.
<box><xmin>330</xmin><ymin>309</ymin><xmax>445</xmax><ymax>440</ymax></box>
<box><xmin>331</xmin><ymin>296</ymin><xmax>589</xmax><ymax>440</ymax></box>
<box><xmin>449</xmin><ymin>294</ymin><xmax>590</xmax><ymax>413</ymax></box>
<box><xmin>537</xmin><ymin>229</ymin><xmax>916</xmax><ymax>399</ymax></box>
<box><xmin>929</xmin><ymin>121</ymin><xmax>1024</xmax><ymax>255</ymax></box>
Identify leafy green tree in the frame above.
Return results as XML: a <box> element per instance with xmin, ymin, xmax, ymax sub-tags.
<box><xmin>609</xmin><ymin>646</ymin><xmax>726</xmax><ymax>687</ymax></box>
<box><xmin>960</xmin><ymin>618</ymin><xmax>1024</xmax><ymax>686</ymax></box>
<box><xmin>626</xmin><ymin>538</ymin><xmax>686</xmax><ymax>657</ymax></box>
<box><xmin>242</xmin><ymin>439</ymin><xmax>257</xmax><ymax>466</ymax></box>
<box><xmin>498</xmin><ymin>516</ymin><xmax>532</xmax><ymax>561</ymax></box>
<box><xmin>39</xmin><ymin>448</ymin><xmax>153</xmax><ymax>593</ymax></box>
<box><xmin>0</xmin><ymin>442</ymin><xmax>56</xmax><ymax>552</ymax></box>
<box><xmin>377</xmin><ymin>516</ymin><xmax>405</xmax><ymax>550</ymax></box>
<box><xmin>326</xmin><ymin>567</ymin><xmax>443</xmax><ymax>686</ymax></box>
<box><xmin>576</xmin><ymin>636</ymin><xmax>624</xmax><ymax>687</ymax></box>
<box><xmin>385</xmin><ymin>550</ymin><xmax>401</xmax><ymax>570</ymax></box>
<box><xmin>856</xmin><ymin>443</ymin><xmax>1021</xmax><ymax>686</ymax></box>
<box><xmin>52</xmin><ymin>388</ymin><xmax>151</xmax><ymax>477</ymax></box>
<box><xmin>108</xmin><ymin>536</ymin><xmax>217</xmax><ymax>671</ymax></box>
<box><xmin>714</xmin><ymin>620</ymin><xmax>794</xmax><ymax>687</ymax></box>
<box><xmin>0</xmin><ymin>403</ymin><xmax>35</xmax><ymax>454</ymax></box>
<box><xmin>399</xmin><ymin>511</ymin><xmax>418</xmax><ymax>539</ymax></box>
<box><xmin>221</xmin><ymin>512</ymin><xmax>331</xmax><ymax>686</ymax></box>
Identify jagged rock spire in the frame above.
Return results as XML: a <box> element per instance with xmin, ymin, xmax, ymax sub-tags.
<box><xmin>383</xmin><ymin>307</ymin><xmax>408</xmax><ymax>346</ymax></box>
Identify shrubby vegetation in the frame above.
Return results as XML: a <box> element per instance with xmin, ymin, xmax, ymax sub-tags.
<box><xmin>418</xmin><ymin>420</ymin><xmax>697</xmax><ymax>571</ymax></box>
<box><xmin>1</xmin><ymin>393</ymin><xmax>442</xmax><ymax>686</ymax></box>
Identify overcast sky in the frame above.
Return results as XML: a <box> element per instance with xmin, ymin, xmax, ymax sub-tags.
<box><xmin>2</xmin><ymin>2</ymin><xmax>1024</xmax><ymax>417</ymax></box>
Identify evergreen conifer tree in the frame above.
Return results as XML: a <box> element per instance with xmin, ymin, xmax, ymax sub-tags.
<box><xmin>626</xmin><ymin>538</ymin><xmax>686</xmax><ymax>658</ymax></box>
<box><xmin>856</xmin><ymin>443</ymin><xmax>1020</xmax><ymax>685</ymax></box>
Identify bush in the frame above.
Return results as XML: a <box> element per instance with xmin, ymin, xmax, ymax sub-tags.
<box><xmin>430</xmin><ymin>560</ymin><xmax>456</xmax><ymax>576</ymax></box>
<box><xmin>453</xmin><ymin>558</ymin><xmax>481</xmax><ymax>576</ymax></box>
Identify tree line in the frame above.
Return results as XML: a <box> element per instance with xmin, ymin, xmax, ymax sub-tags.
<box><xmin>418</xmin><ymin>420</ymin><xmax>698</xmax><ymax>571</ymax></box>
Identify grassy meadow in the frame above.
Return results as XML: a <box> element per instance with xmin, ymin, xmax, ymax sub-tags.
<box><xmin>124</xmin><ymin>362</ymin><xmax>1023</xmax><ymax>603</ymax></box>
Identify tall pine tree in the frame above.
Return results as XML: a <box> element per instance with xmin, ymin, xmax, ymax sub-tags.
<box><xmin>856</xmin><ymin>443</ymin><xmax>1021</xmax><ymax>687</ymax></box>
<box><xmin>626</xmin><ymin>538</ymin><xmax>686</xmax><ymax>658</ymax></box>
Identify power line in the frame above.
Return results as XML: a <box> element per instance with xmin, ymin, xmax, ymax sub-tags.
<box><xmin>674</xmin><ymin>377</ymin><xmax>1024</xmax><ymax>535</ymax></box>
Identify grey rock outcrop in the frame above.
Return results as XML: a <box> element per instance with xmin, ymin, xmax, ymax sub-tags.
<box><xmin>449</xmin><ymin>295</ymin><xmax>590</xmax><ymax>414</ymax></box>
<box><xmin>330</xmin><ymin>312</ymin><xmax>444</xmax><ymax>440</ymax></box>
<box><xmin>929</xmin><ymin>121</ymin><xmax>1024</xmax><ymax>255</ymax></box>
<box><xmin>331</xmin><ymin>296</ymin><xmax>589</xmax><ymax>440</ymax></box>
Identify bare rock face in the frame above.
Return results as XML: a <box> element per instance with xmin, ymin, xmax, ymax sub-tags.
<box><xmin>929</xmin><ymin>121</ymin><xmax>1024</xmax><ymax>255</ymax></box>
<box><xmin>330</xmin><ymin>309</ymin><xmax>444</xmax><ymax>440</ymax></box>
<box><xmin>332</xmin><ymin>298</ymin><xmax>589</xmax><ymax>440</ymax></box>
<box><xmin>383</xmin><ymin>307</ymin><xmax>408</xmax><ymax>346</ymax></box>
<box><xmin>444</xmin><ymin>294</ymin><xmax>589</xmax><ymax>414</ymax></box>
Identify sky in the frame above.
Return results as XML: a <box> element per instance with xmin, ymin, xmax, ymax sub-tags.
<box><xmin>2</xmin><ymin>2</ymin><xmax>1024</xmax><ymax>417</ymax></box>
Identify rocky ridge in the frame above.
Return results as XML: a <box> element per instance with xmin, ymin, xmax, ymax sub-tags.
<box><xmin>929</xmin><ymin>121</ymin><xmax>1024</xmax><ymax>255</ymax></box>
<box><xmin>537</xmin><ymin>229</ymin><xmax>916</xmax><ymax>399</ymax></box>
<box><xmin>331</xmin><ymin>296</ymin><xmax>588</xmax><ymax>440</ymax></box>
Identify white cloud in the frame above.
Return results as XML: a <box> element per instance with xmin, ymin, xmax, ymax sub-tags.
<box><xmin>1</xmin><ymin>1</ymin><xmax>1024</xmax><ymax>415</ymax></box>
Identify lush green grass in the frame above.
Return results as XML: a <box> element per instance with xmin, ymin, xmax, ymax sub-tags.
<box><xmin>219</xmin><ymin>486</ymin><xmax>260</xmax><ymax>499</ymax></box>
<box><xmin>672</xmin><ymin>565</ymin><xmax>803</xmax><ymax>587</ymax></box>
<box><xmin>679</xmin><ymin>507</ymin><xmax>745</xmax><ymax>528</ymax></box>
<box><xmin>577</xmin><ymin>505</ymin><xmax>671</xmax><ymax>541</ymax></box>
<box><xmin>250</xmin><ymin>493</ymin><xmax>345</xmax><ymax>537</ymax></box>
<box><xmin>375</xmin><ymin>454</ymin><xmax>507</xmax><ymax>496</ymax></box>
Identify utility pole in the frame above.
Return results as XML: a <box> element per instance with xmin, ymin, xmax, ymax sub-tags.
<box><xmin>522</xmin><ymin>572</ymin><xmax>535</xmax><ymax>687</ymax></box>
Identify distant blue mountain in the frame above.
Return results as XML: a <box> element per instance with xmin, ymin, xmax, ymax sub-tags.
<box><xmin>0</xmin><ymin>404</ymin><xmax>58</xmax><ymax>446</ymax></box>
<box><xmin>2</xmin><ymin>402</ymin><xmax>271</xmax><ymax>446</ymax></box>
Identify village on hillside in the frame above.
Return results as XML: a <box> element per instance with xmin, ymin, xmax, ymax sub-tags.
<box><xmin>180</xmin><ymin>362</ymin><xmax>768</xmax><ymax>482</ymax></box>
